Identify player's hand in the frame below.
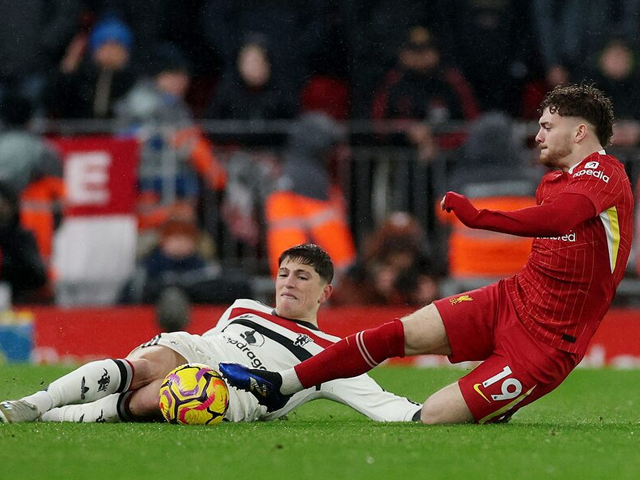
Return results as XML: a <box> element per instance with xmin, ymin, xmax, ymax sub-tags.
<box><xmin>441</xmin><ymin>192</ymin><xmax>480</xmax><ymax>226</ymax></box>
<box><xmin>441</xmin><ymin>191</ymin><xmax>465</xmax><ymax>212</ymax></box>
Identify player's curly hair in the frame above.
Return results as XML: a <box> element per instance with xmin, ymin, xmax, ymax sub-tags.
<box><xmin>539</xmin><ymin>83</ymin><xmax>615</xmax><ymax>147</ymax></box>
<box><xmin>279</xmin><ymin>243</ymin><xmax>334</xmax><ymax>283</ymax></box>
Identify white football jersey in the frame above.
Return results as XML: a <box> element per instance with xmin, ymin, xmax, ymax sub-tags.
<box><xmin>199</xmin><ymin>299</ymin><xmax>421</xmax><ymax>422</ymax></box>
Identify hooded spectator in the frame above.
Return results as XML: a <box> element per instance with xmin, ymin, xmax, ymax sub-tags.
<box><xmin>44</xmin><ymin>14</ymin><xmax>137</xmax><ymax>119</ymax></box>
<box><xmin>264</xmin><ymin>112</ymin><xmax>356</xmax><ymax>276</ymax></box>
<box><xmin>206</xmin><ymin>37</ymin><xmax>298</xmax><ymax>121</ymax></box>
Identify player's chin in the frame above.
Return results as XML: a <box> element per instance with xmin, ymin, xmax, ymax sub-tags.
<box><xmin>538</xmin><ymin>151</ymin><xmax>553</xmax><ymax>167</ymax></box>
<box><xmin>276</xmin><ymin>297</ymin><xmax>298</xmax><ymax>313</ymax></box>
<box><xmin>276</xmin><ymin>305</ymin><xmax>300</xmax><ymax>319</ymax></box>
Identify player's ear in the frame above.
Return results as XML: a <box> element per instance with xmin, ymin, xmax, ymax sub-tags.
<box><xmin>319</xmin><ymin>284</ymin><xmax>333</xmax><ymax>304</ymax></box>
<box><xmin>575</xmin><ymin>123</ymin><xmax>589</xmax><ymax>143</ymax></box>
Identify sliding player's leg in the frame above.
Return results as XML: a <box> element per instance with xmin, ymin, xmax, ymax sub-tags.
<box><xmin>220</xmin><ymin>303</ymin><xmax>451</xmax><ymax>411</ymax></box>
<box><xmin>420</xmin><ymin>382</ymin><xmax>474</xmax><ymax>424</ymax></box>
<box><xmin>41</xmin><ymin>393</ymin><xmax>129</xmax><ymax>423</ymax></box>
<box><xmin>39</xmin><ymin>344</ymin><xmax>188</xmax><ymax>423</ymax></box>
<box><xmin>418</xmin><ymin>283</ymin><xmax>582</xmax><ymax>425</ymax></box>
<box><xmin>0</xmin><ymin>358</ymin><xmax>135</xmax><ymax>423</ymax></box>
<box><xmin>1</xmin><ymin>336</ymin><xmax>190</xmax><ymax>424</ymax></box>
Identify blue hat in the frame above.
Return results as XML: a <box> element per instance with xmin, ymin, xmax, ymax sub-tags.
<box><xmin>88</xmin><ymin>17</ymin><xmax>134</xmax><ymax>53</ymax></box>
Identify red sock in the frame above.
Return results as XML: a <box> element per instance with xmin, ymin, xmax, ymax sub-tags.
<box><xmin>294</xmin><ymin>319</ymin><xmax>405</xmax><ymax>388</ymax></box>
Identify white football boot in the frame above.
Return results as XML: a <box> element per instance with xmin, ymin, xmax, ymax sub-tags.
<box><xmin>0</xmin><ymin>400</ymin><xmax>40</xmax><ymax>423</ymax></box>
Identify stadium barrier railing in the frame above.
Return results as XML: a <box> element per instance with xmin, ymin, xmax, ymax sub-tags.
<box><xmin>36</xmin><ymin>119</ymin><xmax>640</xmax><ymax>307</ymax></box>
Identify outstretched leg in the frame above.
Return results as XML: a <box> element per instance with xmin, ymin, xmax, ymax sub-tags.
<box><xmin>0</xmin><ymin>359</ymin><xmax>134</xmax><ymax>423</ymax></box>
<box><xmin>419</xmin><ymin>382</ymin><xmax>474</xmax><ymax>424</ymax></box>
<box><xmin>41</xmin><ymin>393</ymin><xmax>130</xmax><ymax>423</ymax></box>
<box><xmin>1</xmin><ymin>345</ymin><xmax>187</xmax><ymax>423</ymax></box>
<box><xmin>221</xmin><ymin>303</ymin><xmax>452</xmax><ymax>412</ymax></box>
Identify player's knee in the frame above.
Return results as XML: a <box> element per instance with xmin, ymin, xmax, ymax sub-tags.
<box><xmin>419</xmin><ymin>386</ymin><xmax>475</xmax><ymax>425</ymax></box>
<box><xmin>126</xmin><ymin>346</ymin><xmax>186</xmax><ymax>389</ymax></box>
<box><xmin>419</xmin><ymin>400</ymin><xmax>450</xmax><ymax>425</ymax></box>
<box><xmin>127</xmin><ymin>358</ymin><xmax>154</xmax><ymax>389</ymax></box>
<box><xmin>127</xmin><ymin>383</ymin><xmax>163</xmax><ymax>419</ymax></box>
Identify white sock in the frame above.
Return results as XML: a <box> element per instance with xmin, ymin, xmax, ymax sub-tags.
<box><xmin>279</xmin><ymin>368</ymin><xmax>303</xmax><ymax>395</ymax></box>
<box><xmin>41</xmin><ymin>394</ymin><xmax>122</xmax><ymax>423</ymax></box>
<box><xmin>21</xmin><ymin>390</ymin><xmax>54</xmax><ymax>415</ymax></box>
<box><xmin>27</xmin><ymin>359</ymin><xmax>133</xmax><ymax>415</ymax></box>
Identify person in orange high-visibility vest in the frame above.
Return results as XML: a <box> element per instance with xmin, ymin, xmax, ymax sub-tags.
<box><xmin>19</xmin><ymin>177</ymin><xmax>65</xmax><ymax>266</ymax></box>
<box><xmin>438</xmin><ymin>196</ymin><xmax>536</xmax><ymax>278</ymax></box>
<box><xmin>0</xmin><ymin>95</ymin><xmax>65</xmax><ymax>270</ymax></box>
<box><xmin>437</xmin><ymin>112</ymin><xmax>542</xmax><ymax>279</ymax></box>
<box><xmin>265</xmin><ymin>112</ymin><xmax>356</xmax><ymax>276</ymax></box>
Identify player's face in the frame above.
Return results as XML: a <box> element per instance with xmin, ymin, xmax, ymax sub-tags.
<box><xmin>535</xmin><ymin>108</ymin><xmax>576</xmax><ymax>168</ymax></box>
<box><xmin>275</xmin><ymin>258</ymin><xmax>332</xmax><ymax>323</ymax></box>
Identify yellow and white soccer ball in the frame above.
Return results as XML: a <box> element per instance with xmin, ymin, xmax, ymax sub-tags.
<box><xmin>159</xmin><ymin>363</ymin><xmax>229</xmax><ymax>425</ymax></box>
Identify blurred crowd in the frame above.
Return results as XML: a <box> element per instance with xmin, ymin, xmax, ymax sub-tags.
<box><xmin>1</xmin><ymin>1</ymin><xmax>640</xmax><ymax>125</ymax></box>
<box><xmin>2</xmin><ymin>0</ymin><xmax>640</xmax><ymax>313</ymax></box>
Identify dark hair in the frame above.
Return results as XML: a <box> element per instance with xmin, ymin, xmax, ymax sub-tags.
<box><xmin>539</xmin><ymin>83</ymin><xmax>614</xmax><ymax>146</ymax></box>
<box><xmin>278</xmin><ymin>243</ymin><xmax>334</xmax><ymax>284</ymax></box>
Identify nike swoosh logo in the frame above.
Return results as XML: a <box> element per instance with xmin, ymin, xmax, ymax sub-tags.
<box><xmin>473</xmin><ymin>383</ymin><xmax>491</xmax><ymax>403</ymax></box>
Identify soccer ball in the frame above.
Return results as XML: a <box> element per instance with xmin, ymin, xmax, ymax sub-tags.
<box><xmin>159</xmin><ymin>363</ymin><xmax>229</xmax><ymax>425</ymax></box>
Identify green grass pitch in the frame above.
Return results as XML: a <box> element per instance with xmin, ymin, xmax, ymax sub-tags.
<box><xmin>1</xmin><ymin>364</ymin><xmax>639</xmax><ymax>480</ymax></box>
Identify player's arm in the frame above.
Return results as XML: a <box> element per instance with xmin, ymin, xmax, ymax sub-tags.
<box><xmin>318</xmin><ymin>374</ymin><xmax>422</xmax><ymax>422</ymax></box>
<box><xmin>441</xmin><ymin>191</ymin><xmax>596</xmax><ymax>237</ymax></box>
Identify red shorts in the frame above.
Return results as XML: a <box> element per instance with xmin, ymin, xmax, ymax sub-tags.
<box><xmin>434</xmin><ymin>280</ymin><xmax>581</xmax><ymax>424</ymax></box>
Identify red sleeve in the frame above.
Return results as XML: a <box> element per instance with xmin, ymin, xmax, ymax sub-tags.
<box><xmin>442</xmin><ymin>191</ymin><xmax>596</xmax><ymax>237</ymax></box>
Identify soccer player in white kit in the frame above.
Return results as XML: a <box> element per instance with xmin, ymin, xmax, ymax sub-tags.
<box><xmin>0</xmin><ymin>244</ymin><xmax>420</xmax><ymax>423</ymax></box>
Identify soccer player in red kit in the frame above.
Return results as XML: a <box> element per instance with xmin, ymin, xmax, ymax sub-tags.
<box><xmin>220</xmin><ymin>84</ymin><xmax>634</xmax><ymax>424</ymax></box>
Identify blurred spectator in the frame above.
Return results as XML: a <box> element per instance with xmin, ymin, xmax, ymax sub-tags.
<box><xmin>116</xmin><ymin>42</ymin><xmax>226</xmax><ymax>233</ymax></box>
<box><xmin>200</xmin><ymin>0</ymin><xmax>328</xmax><ymax>90</ymax></box>
<box><xmin>119</xmin><ymin>218</ymin><xmax>253</xmax><ymax>305</ymax></box>
<box><xmin>445</xmin><ymin>112</ymin><xmax>542</xmax><ymax>192</ymax></box>
<box><xmin>445</xmin><ymin>0</ymin><xmax>537</xmax><ymax>114</ymax></box>
<box><xmin>206</xmin><ymin>38</ymin><xmax>299</xmax><ymax>121</ymax></box>
<box><xmin>522</xmin><ymin>1</ymin><xmax>640</xmax><ymax>120</ymax></box>
<box><xmin>438</xmin><ymin>112</ymin><xmax>539</xmax><ymax>280</ymax></box>
<box><xmin>0</xmin><ymin>182</ymin><xmax>49</xmax><ymax>304</ymax></box>
<box><xmin>332</xmin><ymin>212</ymin><xmax>440</xmax><ymax>307</ymax></box>
<box><xmin>220</xmin><ymin>150</ymin><xmax>279</xmax><ymax>249</ymax></box>
<box><xmin>531</xmin><ymin>0</ymin><xmax>640</xmax><ymax>89</ymax></box>
<box><xmin>580</xmin><ymin>37</ymin><xmax>640</xmax><ymax>147</ymax></box>
<box><xmin>0</xmin><ymin>95</ymin><xmax>65</xmax><ymax>267</ymax></box>
<box><xmin>44</xmin><ymin>14</ymin><xmax>137</xmax><ymax>119</ymax></box>
<box><xmin>82</xmin><ymin>0</ymin><xmax>222</xmax><ymax>100</ymax></box>
<box><xmin>265</xmin><ymin>112</ymin><xmax>356</xmax><ymax>276</ymax></box>
<box><xmin>371</xmin><ymin>26</ymin><xmax>479</xmax><ymax>159</ymax></box>
<box><xmin>339</xmin><ymin>0</ymin><xmax>455</xmax><ymax>118</ymax></box>
<box><xmin>0</xmin><ymin>0</ymin><xmax>81</xmax><ymax>112</ymax></box>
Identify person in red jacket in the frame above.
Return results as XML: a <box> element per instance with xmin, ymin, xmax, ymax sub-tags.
<box><xmin>220</xmin><ymin>84</ymin><xmax>634</xmax><ymax>425</ymax></box>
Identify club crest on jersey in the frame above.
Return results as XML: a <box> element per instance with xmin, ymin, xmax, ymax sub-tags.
<box><xmin>240</xmin><ymin>329</ymin><xmax>265</xmax><ymax>347</ymax></box>
<box><xmin>294</xmin><ymin>334</ymin><xmax>312</xmax><ymax>347</ymax></box>
<box><xmin>449</xmin><ymin>295</ymin><xmax>473</xmax><ymax>305</ymax></box>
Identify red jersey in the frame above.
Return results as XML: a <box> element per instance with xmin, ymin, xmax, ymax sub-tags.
<box><xmin>506</xmin><ymin>151</ymin><xmax>634</xmax><ymax>354</ymax></box>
